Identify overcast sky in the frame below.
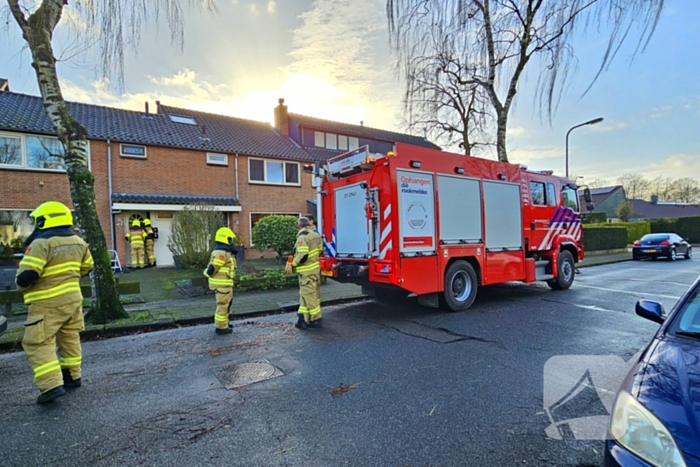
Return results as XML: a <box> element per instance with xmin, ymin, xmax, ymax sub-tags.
<box><xmin>1</xmin><ymin>0</ymin><xmax>698</xmax><ymax>187</ymax></box>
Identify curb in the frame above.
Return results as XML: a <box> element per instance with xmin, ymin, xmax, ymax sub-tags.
<box><xmin>0</xmin><ymin>295</ymin><xmax>370</xmax><ymax>353</ymax></box>
<box><xmin>578</xmin><ymin>257</ymin><xmax>632</xmax><ymax>268</ymax></box>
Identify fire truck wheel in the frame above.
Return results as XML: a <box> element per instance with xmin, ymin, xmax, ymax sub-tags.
<box><xmin>547</xmin><ymin>250</ymin><xmax>575</xmax><ymax>290</ymax></box>
<box><xmin>441</xmin><ymin>260</ymin><xmax>478</xmax><ymax>311</ymax></box>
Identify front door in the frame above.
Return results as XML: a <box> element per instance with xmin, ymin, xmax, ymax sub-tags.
<box><xmin>150</xmin><ymin>212</ymin><xmax>175</xmax><ymax>267</ymax></box>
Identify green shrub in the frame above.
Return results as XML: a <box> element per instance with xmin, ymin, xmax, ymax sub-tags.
<box><xmin>0</xmin><ymin>243</ymin><xmax>13</xmax><ymax>262</ymax></box>
<box><xmin>582</xmin><ymin>226</ymin><xmax>628</xmax><ymax>251</ymax></box>
<box><xmin>168</xmin><ymin>204</ymin><xmax>226</xmax><ymax>270</ymax></box>
<box><xmin>251</xmin><ymin>215</ymin><xmax>299</xmax><ymax>259</ymax></box>
<box><xmin>584</xmin><ymin>221</ymin><xmax>650</xmax><ymax>244</ymax></box>
<box><xmin>582</xmin><ymin>212</ymin><xmax>607</xmax><ymax>224</ymax></box>
<box><xmin>650</xmin><ymin>216</ymin><xmax>700</xmax><ymax>243</ymax></box>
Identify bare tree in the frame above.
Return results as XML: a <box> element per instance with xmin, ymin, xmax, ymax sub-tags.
<box><xmin>387</xmin><ymin>0</ymin><xmax>664</xmax><ymax>163</ymax></box>
<box><xmin>6</xmin><ymin>0</ymin><xmax>214</xmax><ymax>323</ymax></box>
<box><xmin>649</xmin><ymin>176</ymin><xmax>674</xmax><ymax>201</ymax></box>
<box><xmin>618</xmin><ymin>173</ymin><xmax>651</xmax><ymax>200</ymax></box>
<box><xmin>587</xmin><ymin>178</ymin><xmax>611</xmax><ymax>189</ymax></box>
<box><xmin>399</xmin><ymin>15</ymin><xmax>494</xmax><ymax>154</ymax></box>
<box><xmin>669</xmin><ymin>178</ymin><xmax>700</xmax><ymax>204</ymax></box>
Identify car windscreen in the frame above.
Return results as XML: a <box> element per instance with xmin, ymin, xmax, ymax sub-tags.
<box><xmin>641</xmin><ymin>234</ymin><xmax>670</xmax><ymax>241</ymax></box>
<box><xmin>669</xmin><ymin>286</ymin><xmax>700</xmax><ymax>334</ymax></box>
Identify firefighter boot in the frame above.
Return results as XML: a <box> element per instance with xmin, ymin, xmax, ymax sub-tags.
<box><xmin>37</xmin><ymin>386</ymin><xmax>66</xmax><ymax>404</ymax></box>
<box><xmin>294</xmin><ymin>314</ymin><xmax>307</xmax><ymax>330</ymax></box>
<box><xmin>62</xmin><ymin>369</ymin><xmax>82</xmax><ymax>389</ymax></box>
<box><xmin>307</xmin><ymin>318</ymin><xmax>323</xmax><ymax>329</ymax></box>
<box><xmin>215</xmin><ymin>324</ymin><xmax>233</xmax><ymax>335</ymax></box>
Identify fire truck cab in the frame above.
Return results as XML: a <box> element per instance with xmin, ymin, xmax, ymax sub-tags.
<box><xmin>317</xmin><ymin>143</ymin><xmax>591</xmax><ymax>311</ymax></box>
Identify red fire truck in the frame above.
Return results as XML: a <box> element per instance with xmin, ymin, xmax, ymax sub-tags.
<box><xmin>315</xmin><ymin>143</ymin><xmax>593</xmax><ymax>311</ymax></box>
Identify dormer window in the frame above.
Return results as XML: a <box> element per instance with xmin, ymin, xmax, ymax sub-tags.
<box><xmin>169</xmin><ymin>115</ymin><xmax>197</xmax><ymax>125</ymax></box>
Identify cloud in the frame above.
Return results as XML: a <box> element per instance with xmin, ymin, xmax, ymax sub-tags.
<box><xmin>648</xmin><ymin>105</ymin><xmax>673</xmax><ymax>119</ymax></box>
<box><xmin>267</xmin><ymin>1</ymin><xmax>276</xmax><ymax>13</ymax></box>
<box><xmin>643</xmin><ymin>153</ymin><xmax>700</xmax><ymax>180</ymax></box>
<box><xmin>506</xmin><ymin>126</ymin><xmax>527</xmax><ymax>138</ymax></box>
<box><xmin>591</xmin><ymin>121</ymin><xmax>628</xmax><ymax>133</ymax></box>
<box><xmin>249</xmin><ymin>3</ymin><xmax>259</xmax><ymax>15</ymax></box>
<box><xmin>509</xmin><ymin>145</ymin><xmax>563</xmax><ymax>164</ymax></box>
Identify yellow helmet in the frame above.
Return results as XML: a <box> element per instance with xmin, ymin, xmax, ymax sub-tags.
<box><xmin>31</xmin><ymin>201</ymin><xmax>73</xmax><ymax>230</ymax></box>
<box><xmin>215</xmin><ymin>227</ymin><xmax>235</xmax><ymax>245</ymax></box>
<box><xmin>142</xmin><ymin>218</ymin><xmax>152</xmax><ymax>226</ymax></box>
<box><xmin>132</xmin><ymin>219</ymin><xmax>142</xmax><ymax>228</ymax></box>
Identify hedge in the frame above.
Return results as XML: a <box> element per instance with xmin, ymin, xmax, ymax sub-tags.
<box><xmin>582</xmin><ymin>226</ymin><xmax>628</xmax><ymax>251</ymax></box>
<box><xmin>582</xmin><ymin>212</ymin><xmax>607</xmax><ymax>224</ymax></box>
<box><xmin>650</xmin><ymin>216</ymin><xmax>700</xmax><ymax>243</ymax></box>
<box><xmin>584</xmin><ymin>221</ymin><xmax>650</xmax><ymax>244</ymax></box>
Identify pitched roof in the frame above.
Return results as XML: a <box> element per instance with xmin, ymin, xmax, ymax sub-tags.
<box><xmin>0</xmin><ymin>91</ymin><xmax>313</xmax><ymax>161</ymax></box>
<box><xmin>112</xmin><ymin>193</ymin><xmax>240</xmax><ymax>206</ymax></box>
<box><xmin>630</xmin><ymin>199</ymin><xmax>700</xmax><ymax>219</ymax></box>
<box><xmin>289</xmin><ymin>113</ymin><xmax>441</xmax><ymax>150</ymax></box>
<box><xmin>579</xmin><ymin>185</ymin><xmax>625</xmax><ymax>207</ymax></box>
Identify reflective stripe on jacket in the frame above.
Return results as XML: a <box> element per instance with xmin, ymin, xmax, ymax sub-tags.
<box><xmin>204</xmin><ymin>248</ymin><xmax>236</xmax><ymax>289</ymax></box>
<box><xmin>17</xmin><ymin>235</ymin><xmax>93</xmax><ymax>304</ymax></box>
<box><xmin>126</xmin><ymin>228</ymin><xmax>145</xmax><ymax>245</ymax></box>
<box><xmin>293</xmin><ymin>227</ymin><xmax>322</xmax><ymax>274</ymax></box>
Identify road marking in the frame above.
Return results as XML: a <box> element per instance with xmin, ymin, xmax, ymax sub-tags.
<box><xmin>575</xmin><ymin>284</ymin><xmax>681</xmax><ymax>300</ymax></box>
<box><xmin>626</xmin><ymin>278</ymin><xmax>693</xmax><ymax>287</ymax></box>
<box><xmin>542</xmin><ymin>298</ymin><xmax>621</xmax><ymax>313</ymax></box>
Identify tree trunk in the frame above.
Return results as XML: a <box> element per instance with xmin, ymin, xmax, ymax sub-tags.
<box><xmin>10</xmin><ymin>0</ymin><xmax>128</xmax><ymax>323</ymax></box>
<box><xmin>495</xmin><ymin>110</ymin><xmax>509</xmax><ymax>163</ymax></box>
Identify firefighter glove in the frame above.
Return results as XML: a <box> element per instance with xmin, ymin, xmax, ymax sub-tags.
<box><xmin>284</xmin><ymin>262</ymin><xmax>293</xmax><ymax>275</ymax></box>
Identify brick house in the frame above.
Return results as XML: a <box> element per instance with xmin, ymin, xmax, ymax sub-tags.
<box><xmin>0</xmin><ymin>90</ymin><xmax>314</xmax><ymax>266</ymax></box>
<box><xmin>272</xmin><ymin>98</ymin><xmax>441</xmax><ymax>216</ymax></box>
<box><xmin>1</xmin><ymin>87</ymin><xmax>440</xmax><ymax>267</ymax></box>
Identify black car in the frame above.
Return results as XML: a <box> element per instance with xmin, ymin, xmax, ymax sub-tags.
<box><xmin>604</xmin><ymin>276</ymin><xmax>700</xmax><ymax>466</ymax></box>
<box><xmin>632</xmin><ymin>233</ymin><xmax>692</xmax><ymax>261</ymax></box>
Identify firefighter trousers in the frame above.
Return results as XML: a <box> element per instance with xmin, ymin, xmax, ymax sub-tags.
<box><xmin>131</xmin><ymin>244</ymin><xmax>145</xmax><ymax>268</ymax></box>
<box><xmin>22</xmin><ymin>300</ymin><xmax>84</xmax><ymax>393</ymax></box>
<box><xmin>214</xmin><ymin>288</ymin><xmax>232</xmax><ymax>329</ymax></box>
<box><xmin>145</xmin><ymin>240</ymin><xmax>155</xmax><ymax>265</ymax></box>
<box><xmin>298</xmin><ymin>273</ymin><xmax>321</xmax><ymax>323</ymax></box>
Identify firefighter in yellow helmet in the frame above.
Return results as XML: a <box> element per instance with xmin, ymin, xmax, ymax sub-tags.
<box><xmin>15</xmin><ymin>201</ymin><xmax>94</xmax><ymax>404</ymax></box>
<box><xmin>141</xmin><ymin>218</ymin><xmax>156</xmax><ymax>267</ymax></box>
<box><xmin>285</xmin><ymin>217</ymin><xmax>323</xmax><ymax>329</ymax></box>
<box><xmin>125</xmin><ymin>219</ymin><xmax>145</xmax><ymax>269</ymax></box>
<box><xmin>203</xmin><ymin>227</ymin><xmax>237</xmax><ymax>335</ymax></box>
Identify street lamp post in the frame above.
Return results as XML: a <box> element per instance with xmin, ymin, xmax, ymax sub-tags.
<box><xmin>566</xmin><ymin>117</ymin><xmax>604</xmax><ymax>179</ymax></box>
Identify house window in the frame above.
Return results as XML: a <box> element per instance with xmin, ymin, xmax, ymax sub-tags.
<box><xmin>325</xmin><ymin>133</ymin><xmax>337</xmax><ymax>150</ymax></box>
<box><xmin>250</xmin><ymin>212</ymin><xmax>300</xmax><ymax>247</ymax></box>
<box><xmin>0</xmin><ymin>135</ymin><xmax>22</xmax><ymax>166</ymax></box>
<box><xmin>206</xmin><ymin>152</ymin><xmax>228</xmax><ymax>166</ymax></box>
<box><xmin>338</xmin><ymin>135</ymin><xmax>348</xmax><ymax>151</ymax></box>
<box><xmin>530</xmin><ymin>181</ymin><xmax>546</xmax><ymax>206</ymax></box>
<box><xmin>546</xmin><ymin>183</ymin><xmax>557</xmax><ymax>206</ymax></box>
<box><xmin>0</xmin><ymin>210</ymin><xmax>34</xmax><ymax>245</ymax></box>
<box><xmin>120</xmin><ymin>144</ymin><xmax>147</xmax><ymax>158</ymax></box>
<box><xmin>248</xmin><ymin>158</ymin><xmax>301</xmax><ymax>186</ymax></box>
<box><xmin>169</xmin><ymin>115</ymin><xmax>197</xmax><ymax>125</ymax></box>
<box><xmin>314</xmin><ymin>131</ymin><xmax>325</xmax><ymax>147</ymax></box>
<box><xmin>349</xmin><ymin>137</ymin><xmax>359</xmax><ymax>150</ymax></box>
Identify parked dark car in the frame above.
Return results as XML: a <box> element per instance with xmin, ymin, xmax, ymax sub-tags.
<box><xmin>632</xmin><ymin>233</ymin><xmax>692</xmax><ymax>261</ymax></box>
<box><xmin>604</xmin><ymin>276</ymin><xmax>700</xmax><ymax>467</ymax></box>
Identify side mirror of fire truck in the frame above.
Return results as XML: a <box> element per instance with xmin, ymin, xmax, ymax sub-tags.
<box><xmin>583</xmin><ymin>187</ymin><xmax>592</xmax><ymax>204</ymax></box>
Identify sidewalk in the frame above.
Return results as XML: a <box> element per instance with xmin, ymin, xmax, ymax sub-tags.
<box><xmin>0</xmin><ymin>276</ymin><xmax>365</xmax><ymax>349</ymax></box>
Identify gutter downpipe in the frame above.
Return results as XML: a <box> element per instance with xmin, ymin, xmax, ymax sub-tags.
<box><xmin>315</xmin><ymin>162</ymin><xmax>324</xmax><ymax>241</ymax></box>
<box><xmin>107</xmin><ymin>139</ymin><xmax>115</xmax><ymax>251</ymax></box>
<box><xmin>234</xmin><ymin>154</ymin><xmax>239</xmax><ymax>199</ymax></box>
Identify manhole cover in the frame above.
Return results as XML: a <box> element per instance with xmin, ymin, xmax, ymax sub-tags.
<box><xmin>217</xmin><ymin>360</ymin><xmax>284</xmax><ymax>389</ymax></box>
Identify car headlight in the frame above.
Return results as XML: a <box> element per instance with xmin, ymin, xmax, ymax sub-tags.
<box><xmin>610</xmin><ymin>390</ymin><xmax>686</xmax><ymax>467</ymax></box>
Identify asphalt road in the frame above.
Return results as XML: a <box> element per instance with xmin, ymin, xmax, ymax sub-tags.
<box><xmin>1</xmin><ymin>257</ymin><xmax>698</xmax><ymax>467</ymax></box>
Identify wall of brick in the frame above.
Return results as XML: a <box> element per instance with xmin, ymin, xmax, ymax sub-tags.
<box><xmin>1</xmin><ymin>137</ymin><xmax>316</xmax><ymax>263</ymax></box>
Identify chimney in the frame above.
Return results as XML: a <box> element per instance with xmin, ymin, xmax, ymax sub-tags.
<box><xmin>360</xmin><ymin>120</ymin><xmax>364</xmax><ymax>127</ymax></box>
<box><xmin>651</xmin><ymin>195</ymin><xmax>658</xmax><ymax>205</ymax></box>
<box><xmin>155</xmin><ymin>100</ymin><xmax>161</xmax><ymax>114</ymax></box>
<box><xmin>0</xmin><ymin>78</ymin><xmax>9</xmax><ymax>92</ymax></box>
<box><xmin>274</xmin><ymin>98</ymin><xmax>289</xmax><ymax>136</ymax></box>
<box><xmin>145</xmin><ymin>102</ymin><xmax>149</xmax><ymax>115</ymax></box>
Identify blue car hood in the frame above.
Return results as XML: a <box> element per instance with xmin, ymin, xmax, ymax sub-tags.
<box><xmin>637</xmin><ymin>338</ymin><xmax>700</xmax><ymax>459</ymax></box>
